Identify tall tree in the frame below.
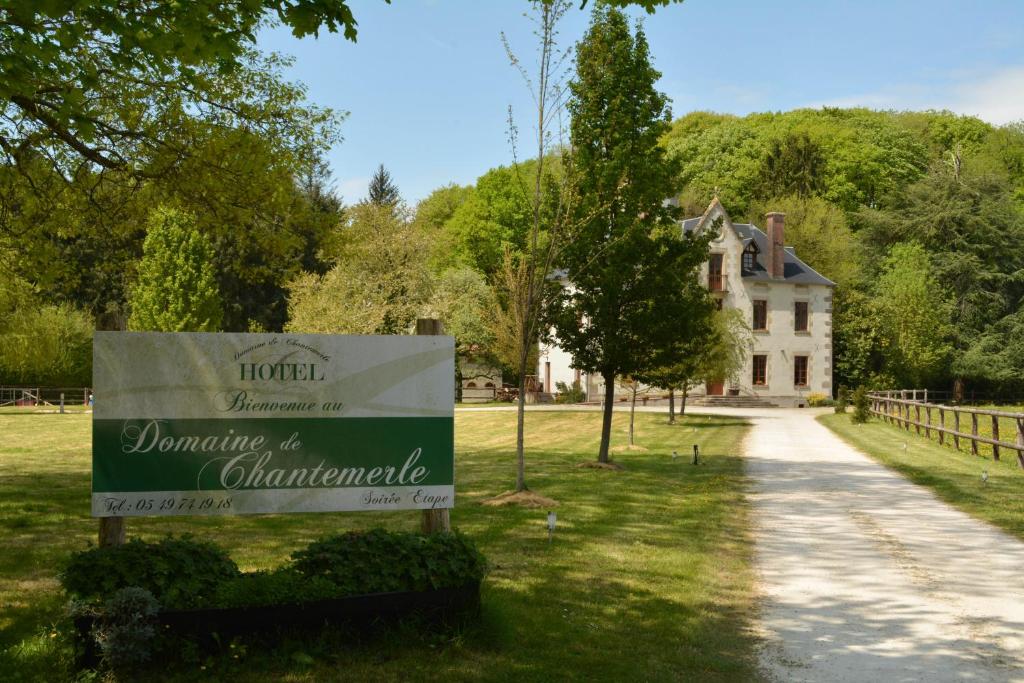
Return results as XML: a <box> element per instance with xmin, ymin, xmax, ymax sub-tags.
<box><xmin>367</xmin><ymin>164</ymin><xmax>401</xmax><ymax>208</ymax></box>
<box><xmin>872</xmin><ymin>242</ymin><xmax>954</xmax><ymax>388</ymax></box>
<box><xmin>0</xmin><ymin>1</ymin><xmax>366</xmax><ymax>181</ymax></box>
<box><xmin>550</xmin><ymin>6</ymin><xmax>714</xmax><ymax>463</ymax></box>
<box><xmin>128</xmin><ymin>207</ymin><xmax>222</xmax><ymax>332</ymax></box>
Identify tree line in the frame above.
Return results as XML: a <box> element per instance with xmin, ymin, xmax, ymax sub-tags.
<box><xmin>3</xmin><ymin>0</ymin><xmax>1023</xmax><ymax>410</ymax></box>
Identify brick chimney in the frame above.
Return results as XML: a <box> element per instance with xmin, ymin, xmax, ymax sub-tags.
<box><xmin>765</xmin><ymin>212</ymin><xmax>785</xmax><ymax>279</ymax></box>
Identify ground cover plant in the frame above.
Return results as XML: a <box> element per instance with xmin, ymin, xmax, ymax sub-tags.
<box><xmin>819</xmin><ymin>413</ymin><xmax>1024</xmax><ymax>541</ymax></box>
<box><xmin>0</xmin><ymin>408</ymin><xmax>758</xmax><ymax>682</ymax></box>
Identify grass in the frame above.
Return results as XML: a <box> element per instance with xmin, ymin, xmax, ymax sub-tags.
<box><xmin>819</xmin><ymin>412</ymin><xmax>1024</xmax><ymax>541</ymax></box>
<box><xmin>0</xmin><ymin>409</ymin><xmax>759</xmax><ymax>682</ymax></box>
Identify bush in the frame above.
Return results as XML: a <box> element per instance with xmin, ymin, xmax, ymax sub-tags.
<box><xmin>90</xmin><ymin>587</ymin><xmax>160</xmax><ymax>673</ymax></box>
<box><xmin>61</xmin><ymin>536</ymin><xmax>240</xmax><ymax>609</ymax></box>
<box><xmin>212</xmin><ymin>569</ymin><xmax>342</xmax><ymax>609</ymax></box>
<box><xmin>851</xmin><ymin>387</ymin><xmax>870</xmax><ymax>423</ymax></box>
<box><xmin>835</xmin><ymin>386</ymin><xmax>848</xmax><ymax>413</ymax></box>
<box><xmin>806</xmin><ymin>392</ymin><xmax>832</xmax><ymax>407</ymax></box>
<box><xmin>291</xmin><ymin>529</ymin><xmax>488</xmax><ymax>595</ymax></box>
<box><xmin>554</xmin><ymin>380</ymin><xmax>586</xmax><ymax>404</ymax></box>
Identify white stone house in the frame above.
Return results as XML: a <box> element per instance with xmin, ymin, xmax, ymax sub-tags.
<box><xmin>538</xmin><ymin>198</ymin><xmax>835</xmax><ymax>407</ymax></box>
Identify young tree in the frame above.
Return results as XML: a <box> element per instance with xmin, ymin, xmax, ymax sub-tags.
<box><xmin>367</xmin><ymin>164</ymin><xmax>401</xmax><ymax>208</ymax></box>
<box><xmin>128</xmin><ymin>207</ymin><xmax>222</xmax><ymax>332</ymax></box>
<box><xmin>639</xmin><ymin>308</ymin><xmax>750</xmax><ymax>423</ymax></box>
<box><xmin>549</xmin><ymin>6</ymin><xmax>714</xmax><ymax>463</ymax></box>
<box><xmin>492</xmin><ymin>0</ymin><xmax>580</xmax><ymax>495</ymax></box>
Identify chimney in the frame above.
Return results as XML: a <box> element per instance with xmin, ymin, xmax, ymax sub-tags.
<box><xmin>765</xmin><ymin>212</ymin><xmax>785</xmax><ymax>279</ymax></box>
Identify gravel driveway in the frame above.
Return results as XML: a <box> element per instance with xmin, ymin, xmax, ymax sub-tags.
<box><xmin>745</xmin><ymin>409</ymin><xmax>1024</xmax><ymax>682</ymax></box>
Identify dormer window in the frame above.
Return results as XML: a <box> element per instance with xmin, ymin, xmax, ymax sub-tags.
<box><xmin>742</xmin><ymin>243</ymin><xmax>758</xmax><ymax>272</ymax></box>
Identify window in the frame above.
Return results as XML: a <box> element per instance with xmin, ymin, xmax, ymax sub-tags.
<box><xmin>752</xmin><ymin>300</ymin><xmax>767</xmax><ymax>331</ymax></box>
<box><xmin>742</xmin><ymin>243</ymin><xmax>757</xmax><ymax>271</ymax></box>
<box><xmin>752</xmin><ymin>355</ymin><xmax>767</xmax><ymax>386</ymax></box>
<box><xmin>794</xmin><ymin>301</ymin><xmax>809</xmax><ymax>332</ymax></box>
<box><xmin>794</xmin><ymin>356</ymin><xmax>808</xmax><ymax>387</ymax></box>
<box><xmin>708</xmin><ymin>253</ymin><xmax>724</xmax><ymax>291</ymax></box>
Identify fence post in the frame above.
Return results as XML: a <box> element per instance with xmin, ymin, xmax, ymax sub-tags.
<box><xmin>954</xmin><ymin>410</ymin><xmax>961</xmax><ymax>451</ymax></box>
<box><xmin>59</xmin><ymin>392</ymin><xmax>65</xmax><ymax>414</ymax></box>
<box><xmin>1017</xmin><ymin>418</ymin><xmax>1024</xmax><ymax>469</ymax></box>
<box><xmin>925</xmin><ymin>406</ymin><xmax>931</xmax><ymax>440</ymax></box>
<box><xmin>938</xmin><ymin>408</ymin><xmax>945</xmax><ymax>446</ymax></box>
<box><xmin>971</xmin><ymin>412</ymin><xmax>979</xmax><ymax>456</ymax></box>
<box><xmin>417</xmin><ymin>318</ymin><xmax>452</xmax><ymax>535</ymax></box>
<box><xmin>992</xmin><ymin>415</ymin><xmax>1000</xmax><ymax>461</ymax></box>
<box><xmin>915</xmin><ymin>404</ymin><xmax>921</xmax><ymax>435</ymax></box>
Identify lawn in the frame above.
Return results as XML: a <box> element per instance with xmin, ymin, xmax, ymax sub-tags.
<box><xmin>0</xmin><ymin>409</ymin><xmax>759</xmax><ymax>682</ymax></box>
<box><xmin>819</xmin><ymin>413</ymin><xmax>1024</xmax><ymax>541</ymax></box>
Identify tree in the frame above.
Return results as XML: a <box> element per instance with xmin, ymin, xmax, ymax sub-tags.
<box><xmin>1</xmin><ymin>54</ymin><xmax>343</xmax><ymax>332</ymax></box>
<box><xmin>128</xmin><ymin>207</ymin><xmax>222</xmax><ymax>332</ymax></box>
<box><xmin>368</xmin><ymin>164</ymin><xmax>401</xmax><ymax>208</ymax></box>
<box><xmin>0</xmin><ymin>268</ymin><xmax>93</xmax><ymax>385</ymax></box>
<box><xmin>639</xmin><ymin>308</ymin><xmax>750</xmax><ymax>423</ymax></box>
<box><xmin>756</xmin><ymin>132</ymin><xmax>826</xmax><ymax>199</ymax></box>
<box><xmin>872</xmin><ymin>242</ymin><xmax>954</xmax><ymax>388</ymax></box>
<box><xmin>286</xmin><ymin>203</ymin><xmax>431</xmax><ymax>335</ymax></box>
<box><xmin>550</xmin><ymin>6</ymin><xmax>714</xmax><ymax>463</ymax></box>
<box><xmin>424</xmin><ymin>266</ymin><xmax>498</xmax><ymax>362</ymax></box>
<box><xmin>0</xmin><ymin>1</ymin><xmax>365</xmax><ymax>180</ymax></box>
<box><xmin>496</xmin><ymin>0</ymin><xmax>580</xmax><ymax>494</ymax></box>
<box><xmin>747</xmin><ymin>195</ymin><xmax>859</xmax><ymax>287</ymax></box>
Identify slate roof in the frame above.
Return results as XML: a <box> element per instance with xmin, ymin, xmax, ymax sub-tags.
<box><xmin>681</xmin><ymin>217</ymin><xmax>835</xmax><ymax>287</ymax></box>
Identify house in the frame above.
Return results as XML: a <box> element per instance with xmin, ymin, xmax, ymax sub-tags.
<box><xmin>459</xmin><ymin>358</ymin><xmax>502</xmax><ymax>403</ymax></box>
<box><xmin>538</xmin><ymin>198</ymin><xmax>835</xmax><ymax>407</ymax></box>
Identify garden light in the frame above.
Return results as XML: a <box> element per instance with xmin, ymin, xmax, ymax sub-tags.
<box><xmin>982</xmin><ymin>470</ymin><xmax>989</xmax><ymax>486</ymax></box>
<box><xmin>547</xmin><ymin>511</ymin><xmax>557</xmax><ymax>543</ymax></box>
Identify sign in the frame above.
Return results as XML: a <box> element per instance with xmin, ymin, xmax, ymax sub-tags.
<box><xmin>92</xmin><ymin>332</ymin><xmax>454</xmax><ymax>517</ymax></box>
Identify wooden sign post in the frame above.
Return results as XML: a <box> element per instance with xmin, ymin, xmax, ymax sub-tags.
<box><xmin>417</xmin><ymin>318</ymin><xmax>452</xmax><ymax>535</ymax></box>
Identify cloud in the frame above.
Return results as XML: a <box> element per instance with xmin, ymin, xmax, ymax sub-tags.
<box><xmin>807</xmin><ymin>66</ymin><xmax>1024</xmax><ymax>125</ymax></box>
<box><xmin>954</xmin><ymin>67</ymin><xmax>1024</xmax><ymax>125</ymax></box>
<box><xmin>337</xmin><ymin>176</ymin><xmax>369</xmax><ymax>203</ymax></box>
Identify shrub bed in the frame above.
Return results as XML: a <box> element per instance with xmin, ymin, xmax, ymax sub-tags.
<box><xmin>61</xmin><ymin>530</ymin><xmax>487</xmax><ymax>673</ymax></box>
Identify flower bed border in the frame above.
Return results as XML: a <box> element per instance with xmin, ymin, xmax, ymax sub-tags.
<box><xmin>74</xmin><ymin>580</ymin><xmax>481</xmax><ymax>669</ymax></box>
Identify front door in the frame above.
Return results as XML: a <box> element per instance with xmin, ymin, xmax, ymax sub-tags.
<box><xmin>706</xmin><ymin>380</ymin><xmax>725</xmax><ymax>396</ymax></box>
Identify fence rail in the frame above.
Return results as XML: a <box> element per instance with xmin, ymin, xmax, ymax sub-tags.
<box><xmin>869</xmin><ymin>391</ymin><xmax>1024</xmax><ymax>468</ymax></box>
<box><xmin>0</xmin><ymin>386</ymin><xmax>91</xmax><ymax>408</ymax></box>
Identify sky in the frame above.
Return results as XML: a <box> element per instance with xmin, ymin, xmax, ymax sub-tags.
<box><xmin>257</xmin><ymin>0</ymin><xmax>1024</xmax><ymax>204</ymax></box>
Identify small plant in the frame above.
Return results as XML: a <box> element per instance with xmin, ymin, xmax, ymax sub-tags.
<box><xmin>851</xmin><ymin>387</ymin><xmax>870</xmax><ymax>423</ymax></box>
<box><xmin>554</xmin><ymin>380</ymin><xmax>586</xmax><ymax>404</ymax></box>
<box><xmin>92</xmin><ymin>587</ymin><xmax>160</xmax><ymax>673</ymax></box>
<box><xmin>806</xmin><ymin>392</ymin><xmax>832</xmax><ymax>407</ymax></box>
<box><xmin>835</xmin><ymin>386</ymin><xmax>848</xmax><ymax>414</ymax></box>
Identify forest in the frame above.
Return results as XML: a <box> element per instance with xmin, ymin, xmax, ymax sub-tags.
<box><xmin>1</xmin><ymin>34</ymin><xmax>1022</xmax><ymax>397</ymax></box>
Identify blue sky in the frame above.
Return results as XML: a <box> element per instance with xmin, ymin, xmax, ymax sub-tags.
<box><xmin>257</xmin><ymin>0</ymin><xmax>1024</xmax><ymax>204</ymax></box>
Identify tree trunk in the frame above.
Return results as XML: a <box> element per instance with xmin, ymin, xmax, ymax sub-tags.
<box><xmin>598</xmin><ymin>371</ymin><xmax>616</xmax><ymax>463</ymax></box>
<box><xmin>628</xmin><ymin>382</ymin><xmax>637</xmax><ymax>446</ymax></box>
<box><xmin>680</xmin><ymin>386</ymin><xmax>689</xmax><ymax>417</ymax></box>
<box><xmin>668</xmin><ymin>387</ymin><xmax>675</xmax><ymax>424</ymax></box>
<box><xmin>515</xmin><ymin>358</ymin><xmax>528</xmax><ymax>492</ymax></box>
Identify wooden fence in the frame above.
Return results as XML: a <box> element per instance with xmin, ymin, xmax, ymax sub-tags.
<box><xmin>869</xmin><ymin>392</ymin><xmax>1024</xmax><ymax>468</ymax></box>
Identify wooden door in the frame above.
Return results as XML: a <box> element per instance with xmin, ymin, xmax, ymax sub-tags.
<box><xmin>706</xmin><ymin>380</ymin><xmax>724</xmax><ymax>396</ymax></box>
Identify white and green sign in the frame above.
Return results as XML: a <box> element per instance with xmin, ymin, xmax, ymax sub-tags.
<box><xmin>92</xmin><ymin>332</ymin><xmax>454</xmax><ymax>517</ymax></box>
